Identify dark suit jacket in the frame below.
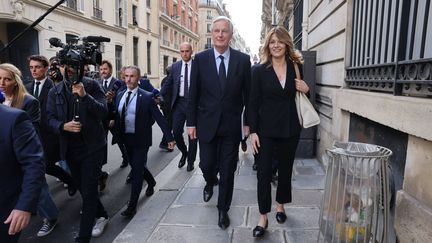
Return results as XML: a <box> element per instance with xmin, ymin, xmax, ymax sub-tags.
<box><xmin>46</xmin><ymin>78</ymin><xmax>108</xmax><ymax>158</ymax></box>
<box><xmin>0</xmin><ymin>105</ymin><xmax>45</xmax><ymax>220</ymax></box>
<box><xmin>187</xmin><ymin>48</ymin><xmax>251</xmax><ymax>142</ymax></box>
<box><xmin>248</xmin><ymin>62</ymin><xmax>302</xmax><ymax>138</ymax></box>
<box><xmin>138</xmin><ymin>77</ymin><xmax>156</xmax><ymax>93</ymax></box>
<box><xmin>22</xmin><ymin>94</ymin><xmax>41</xmax><ymax>131</ymax></box>
<box><xmin>160</xmin><ymin>60</ymin><xmax>193</xmax><ymax>108</ymax></box>
<box><xmin>114</xmin><ymin>88</ymin><xmax>174</xmax><ymax>148</ymax></box>
<box><xmin>25</xmin><ymin>79</ymin><xmax>55</xmax><ymax>139</ymax></box>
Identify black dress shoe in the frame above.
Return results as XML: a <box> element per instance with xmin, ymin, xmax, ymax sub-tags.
<box><xmin>68</xmin><ymin>185</ymin><xmax>77</xmax><ymax>196</ymax></box>
<box><xmin>218</xmin><ymin>211</ymin><xmax>230</xmax><ymax>229</ymax></box>
<box><xmin>125</xmin><ymin>174</ymin><xmax>132</xmax><ymax>184</ymax></box>
<box><xmin>145</xmin><ymin>183</ymin><xmax>155</xmax><ymax>196</ymax></box>
<box><xmin>186</xmin><ymin>163</ymin><xmax>194</xmax><ymax>172</ymax></box>
<box><xmin>252</xmin><ymin>219</ymin><xmax>268</xmax><ymax>237</ymax></box>
<box><xmin>99</xmin><ymin>172</ymin><xmax>109</xmax><ymax>192</ymax></box>
<box><xmin>276</xmin><ymin>211</ymin><xmax>287</xmax><ymax>223</ymax></box>
<box><xmin>121</xmin><ymin>206</ymin><xmax>136</xmax><ymax>217</ymax></box>
<box><xmin>203</xmin><ymin>184</ymin><xmax>213</xmax><ymax>202</ymax></box>
<box><xmin>120</xmin><ymin>160</ymin><xmax>128</xmax><ymax>168</ymax></box>
<box><xmin>252</xmin><ymin>162</ymin><xmax>258</xmax><ymax>171</ymax></box>
<box><xmin>178</xmin><ymin>153</ymin><xmax>187</xmax><ymax>168</ymax></box>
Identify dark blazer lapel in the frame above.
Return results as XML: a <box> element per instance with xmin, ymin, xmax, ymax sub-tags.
<box><xmin>108</xmin><ymin>77</ymin><xmax>116</xmax><ymax>91</ymax></box>
<box><xmin>173</xmin><ymin>62</ymin><xmax>182</xmax><ymax>97</ymax></box>
<box><xmin>39</xmin><ymin>79</ymin><xmax>52</xmax><ymax>103</ymax></box>
<box><xmin>28</xmin><ymin>81</ymin><xmax>35</xmax><ymax>96</ymax></box>
<box><xmin>136</xmin><ymin>89</ymin><xmax>143</xmax><ymax>115</ymax></box>
<box><xmin>226</xmin><ymin>49</ymin><xmax>239</xmax><ymax>94</ymax></box>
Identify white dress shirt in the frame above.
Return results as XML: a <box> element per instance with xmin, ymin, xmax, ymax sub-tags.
<box><xmin>214</xmin><ymin>48</ymin><xmax>230</xmax><ymax>76</ymax></box>
<box><xmin>179</xmin><ymin>60</ymin><xmax>192</xmax><ymax>97</ymax></box>
<box><xmin>34</xmin><ymin>77</ymin><xmax>47</xmax><ymax>97</ymax></box>
<box><xmin>118</xmin><ymin>87</ymin><xmax>138</xmax><ymax>134</ymax></box>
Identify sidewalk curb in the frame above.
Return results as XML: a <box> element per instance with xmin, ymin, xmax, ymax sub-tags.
<box><xmin>113</xmin><ymin>152</ymin><xmax>196</xmax><ymax>243</ymax></box>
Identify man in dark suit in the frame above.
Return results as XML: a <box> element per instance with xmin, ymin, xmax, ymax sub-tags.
<box><xmin>46</xmin><ymin>65</ymin><xmax>109</xmax><ymax>242</ymax></box>
<box><xmin>160</xmin><ymin>42</ymin><xmax>197</xmax><ymax>172</ymax></box>
<box><xmin>113</xmin><ymin>66</ymin><xmax>175</xmax><ymax>218</ymax></box>
<box><xmin>187</xmin><ymin>16</ymin><xmax>251</xmax><ymax>229</ymax></box>
<box><xmin>26</xmin><ymin>55</ymin><xmax>76</xmax><ymax>195</ymax></box>
<box><xmin>0</xmin><ymin>104</ymin><xmax>45</xmax><ymax>243</ymax></box>
<box><xmin>98</xmin><ymin>60</ymin><xmax>128</xmax><ymax>190</ymax></box>
<box><xmin>158</xmin><ymin>65</ymin><xmax>174</xmax><ymax>152</ymax></box>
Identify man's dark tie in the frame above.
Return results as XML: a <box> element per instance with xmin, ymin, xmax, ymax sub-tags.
<box><xmin>34</xmin><ymin>81</ymin><xmax>41</xmax><ymax>99</ymax></box>
<box><xmin>218</xmin><ymin>55</ymin><xmax>227</xmax><ymax>90</ymax></box>
<box><xmin>120</xmin><ymin>91</ymin><xmax>132</xmax><ymax>133</ymax></box>
<box><xmin>183</xmin><ymin>63</ymin><xmax>189</xmax><ymax>98</ymax></box>
<box><xmin>104</xmin><ymin>80</ymin><xmax>108</xmax><ymax>90</ymax></box>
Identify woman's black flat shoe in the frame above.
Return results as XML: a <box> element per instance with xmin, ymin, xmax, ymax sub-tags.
<box><xmin>276</xmin><ymin>212</ymin><xmax>287</xmax><ymax>223</ymax></box>
<box><xmin>252</xmin><ymin>219</ymin><xmax>268</xmax><ymax>237</ymax></box>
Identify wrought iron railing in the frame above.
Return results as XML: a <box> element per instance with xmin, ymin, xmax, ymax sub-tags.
<box><xmin>347</xmin><ymin>0</ymin><xmax>432</xmax><ymax>98</ymax></box>
<box><xmin>93</xmin><ymin>7</ymin><xmax>102</xmax><ymax>20</ymax></box>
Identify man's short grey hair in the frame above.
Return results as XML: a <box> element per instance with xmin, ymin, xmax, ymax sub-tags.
<box><xmin>211</xmin><ymin>16</ymin><xmax>233</xmax><ymax>33</ymax></box>
<box><xmin>124</xmin><ymin>65</ymin><xmax>141</xmax><ymax>77</ymax></box>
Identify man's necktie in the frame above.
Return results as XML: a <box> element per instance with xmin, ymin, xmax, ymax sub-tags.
<box><xmin>183</xmin><ymin>63</ymin><xmax>189</xmax><ymax>98</ymax></box>
<box><xmin>34</xmin><ymin>81</ymin><xmax>41</xmax><ymax>99</ymax></box>
<box><xmin>120</xmin><ymin>91</ymin><xmax>132</xmax><ymax>133</ymax></box>
<box><xmin>104</xmin><ymin>80</ymin><xmax>108</xmax><ymax>90</ymax></box>
<box><xmin>218</xmin><ymin>55</ymin><xmax>227</xmax><ymax>91</ymax></box>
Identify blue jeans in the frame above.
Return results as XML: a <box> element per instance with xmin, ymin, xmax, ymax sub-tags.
<box><xmin>37</xmin><ymin>179</ymin><xmax>59</xmax><ymax>221</ymax></box>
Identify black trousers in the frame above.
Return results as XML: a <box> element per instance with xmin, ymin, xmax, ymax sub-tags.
<box><xmin>43</xmin><ymin>139</ymin><xmax>75</xmax><ymax>187</ymax></box>
<box><xmin>66</xmin><ymin>147</ymin><xmax>108</xmax><ymax>240</ymax></box>
<box><xmin>256</xmin><ymin>136</ymin><xmax>299</xmax><ymax>214</ymax></box>
<box><xmin>124</xmin><ymin>134</ymin><xmax>155</xmax><ymax>209</ymax></box>
<box><xmin>199</xmin><ymin>135</ymin><xmax>239</xmax><ymax>212</ymax></box>
<box><xmin>172</xmin><ymin>98</ymin><xmax>197</xmax><ymax>163</ymax></box>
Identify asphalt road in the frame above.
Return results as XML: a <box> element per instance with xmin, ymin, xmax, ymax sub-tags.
<box><xmin>19</xmin><ymin>126</ymin><xmax>180</xmax><ymax>243</ymax></box>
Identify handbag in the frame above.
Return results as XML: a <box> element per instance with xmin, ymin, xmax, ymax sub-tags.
<box><xmin>293</xmin><ymin>62</ymin><xmax>320</xmax><ymax>128</ymax></box>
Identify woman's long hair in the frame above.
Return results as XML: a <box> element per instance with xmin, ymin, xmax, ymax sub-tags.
<box><xmin>260</xmin><ymin>26</ymin><xmax>304</xmax><ymax>65</ymax></box>
<box><xmin>0</xmin><ymin>63</ymin><xmax>29</xmax><ymax>109</ymax></box>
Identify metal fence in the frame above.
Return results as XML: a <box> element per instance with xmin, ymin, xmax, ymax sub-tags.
<box><xmin>346</xmin><ymin>0</ymin><xmax>432</xmax><ymax>98</ymax></box>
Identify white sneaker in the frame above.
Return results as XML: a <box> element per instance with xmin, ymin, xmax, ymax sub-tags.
<box><xmin>92</xmin><ymin>217</ymin><xmax>109</xmax><ymax>237</ymax></box>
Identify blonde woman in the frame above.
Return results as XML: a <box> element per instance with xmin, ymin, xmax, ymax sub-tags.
<box><xmin>248</xmin><ymin>26</ymin><xmax>310</xmax><ymax>237</ymax></box>
<box><xmin>0</xmin><ymin>63</ymin><xmax>40</xmax><ymax>128</ymax></box>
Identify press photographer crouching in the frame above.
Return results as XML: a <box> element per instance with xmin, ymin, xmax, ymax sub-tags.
<box><xmin>46</xmin><ymin>36</ymin><xmax>110</xmax><ymax>243</ymax></box>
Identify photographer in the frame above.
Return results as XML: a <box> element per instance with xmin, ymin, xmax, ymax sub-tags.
<box><xmin>46</xmin><ymin>63</ymin><xmax>109</xmax><ymax>243</ymax></box>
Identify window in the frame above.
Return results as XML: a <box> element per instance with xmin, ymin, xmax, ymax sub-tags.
<box><xmin>162</xmin><ymin>26</ymin><xmax>169</xmax><ymax>46</ymax></box>
<box><xmin>147</xmin><ymin>41</ymin><xmax>151</xmax><ymax>74</ymax></box>
<box><xmin>182</xmin><ymin>10</ymin><xmax>185</xmax><ymax>25</ymax></box>
<box><xmin>207</xmin><ymin>10</ymin><xmax>212</xmax><ymax>20</ymax></box>
<box><xmin>205</xmin><ymin>38</ymin><xmax>212</xmax><ymax>49</ymax></box>
<box><xmin>173</xmin><ymin>4</ymin><xmax>178</xmax><ymax>20</ymax></box>
<box><xmin>93</xmin><ymin>0</ymin><xmax>103</xmax><ymax>19</ymax></box>
<box><xmin>188</xmin><ymin>16</ymin><xmax>192</xmax><ymax>29</ymax></box>
<box><xmin>115</xmin><ymin>0</ymin><xmax>127</xmax><ymax>27</ymax></box>
<box><xmin>146</xmin><ymin>0</ymin><xmax>151</xmax><ymax>8</ymax></box>
<box><xmin>146</xmin><ymin>13</ymin><xmax>151</xmax><ymax>30</ymax></box>
<box><xmin>133</xmin><ymin>37</ymin><xmax>139</xmax><ymax>66</ymax></box>
<box><xmin>207</xmin><ymin>24</ymin><xmax>211</xmax><ymax>33</ymax></box>
<box><xmin>115</xmin><ymin>45</ymin><xmax>122</xmax><ymax>78</ymax></box>
<box><xmin>132</xmin><ymin>5</ymin><xmax>138</xmax><ymax>26</ymax></box>
<box><xmin>207</xmin><ymin>0</ymin><xmax>211</xmax><ymax>6</ymax></box>
<box><xmin>173</xmin><ymin>57</ymin><xmax>177</xmax><ymax>63</ymax></box>
<box><xmin>163</xmin><ymin>56</ymin><xmax>169</xmax><ymax>74</ymax></box>
<box><xmin>65</xmin><ymin>0</ymin><xmax>78</xmax><ymax>10</ymax></box>
<box><xmin>162</xmin><ymin>0</ymin><xmax>167</xmax><ymax>14</ymax></box>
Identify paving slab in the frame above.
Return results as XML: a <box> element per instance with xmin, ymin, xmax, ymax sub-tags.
<box><xmin>292</xmin><ymin>175</ymin><xmax>325</xmax><ymax>190</ymax></box>
<box><xmin>161</xmin><ymin>205</ymin><xmax>247</xmax><ymax>228</ymax></box>
<box><xmin>174</xmin><ymin>188</ymin><xmax>218</xmax><ymax>206</ymax></box>
<box><xmin>286</xmin><ymin>229</ymin><xmax>319</xmax><ymax>243</ymax></box>
<box><xmin>147</xmin><ymin>225</ymin><xmax>232</xmax><ymax>243</ymax></box>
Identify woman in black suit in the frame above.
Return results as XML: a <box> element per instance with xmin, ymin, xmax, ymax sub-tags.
<box><xmin>249</xmin><ymin>26</ymin><xmax>310</xmax><ymax>237</ymax></box>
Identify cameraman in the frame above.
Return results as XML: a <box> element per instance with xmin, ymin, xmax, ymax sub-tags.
<box><xmin>46</xmin><ymin>64</ymin><xmax>109</xmax><ymax>243</ymax></box>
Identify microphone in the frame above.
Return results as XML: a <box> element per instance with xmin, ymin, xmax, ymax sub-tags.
<box><xmin>0</xmin><ymin>89</ymin><xmax>5</xmax><ymax>104</ymax></box>
<box><xmin>49</xmin><ymin>37</ymin><xmax>66</xmax><ymax>48</ymax></box>
<box><xmin>110</xmin><ymin>80</ymin><xmax>123</xmax><ymax>93</ymax></box>
<box><xmin>82</xmin><ymin>36</ymin><xmax>111</xmax><ymax>43</ymax></box>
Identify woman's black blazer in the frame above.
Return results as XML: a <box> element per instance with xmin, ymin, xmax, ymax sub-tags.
<box><xmin>248</xmin><ymin>61</ymin><xmax>302</xmax><ymax>138</ymax></box>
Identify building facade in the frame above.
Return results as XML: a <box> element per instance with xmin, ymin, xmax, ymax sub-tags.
<box><xmin>158</xmin><ymin>0</ymin><xmax>199</xmax><ymax>80</ymax></box>
<box><xmin>0</xmin><ymin>0</ymin><xmax>163</xmax><ymax>84</ymax></box>
<box><xmin>263</xmin><ymin>0</ymin><xmax>432</xmax><ymax>241</ymax></box>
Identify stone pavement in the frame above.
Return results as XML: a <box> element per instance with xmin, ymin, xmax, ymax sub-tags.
<box><xmin>114</xmin><ymin>150</ymin><xmax>325</xmax><ymax>243</ymax></box>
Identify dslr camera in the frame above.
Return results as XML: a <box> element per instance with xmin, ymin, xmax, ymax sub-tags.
<box><xmin>49</xmin><ymin>36</ymin><xmax>110</xmax><ymax>84</ymax></box>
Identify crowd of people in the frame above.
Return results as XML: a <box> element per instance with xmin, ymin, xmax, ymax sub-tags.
<box><xmin>0</xmin><ymin>15</ymin><xmax>309</xmax><ymax>243</ymax></box>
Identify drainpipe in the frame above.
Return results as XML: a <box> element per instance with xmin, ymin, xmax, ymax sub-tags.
<box><xmin>302</xmin><ymin>0</ymin><xmax>308</xmax><ymax>50</ymax></box>
<box><xmin>271</xmin><ymin>0</ymin><xmax>276</xmax><ymax>26</ymax></box>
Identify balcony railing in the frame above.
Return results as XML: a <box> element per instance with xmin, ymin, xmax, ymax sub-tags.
<box><xmin>93</xmin><ymin>7</ymin><xmax>103</xmax><ymax>20</ymax></box>
<box><xmin>65</xmin><ymin>0</ymin><xmax>77</xmax><ymax>10</ymax></box>
<box><xmin>205</xmin><ymin>44</ymin><xmax>212</xmax><ymax>49</ymax></box>
<box><xmin>163</xmin><ymin>40</ymin><xmax>170</xmax><ymax>46</ymax></box>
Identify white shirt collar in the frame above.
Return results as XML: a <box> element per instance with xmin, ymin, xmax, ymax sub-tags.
<box><xmin>214</xmin><ymin>48</ymin><xmax>230</xmax><ymax>61</ymax></box>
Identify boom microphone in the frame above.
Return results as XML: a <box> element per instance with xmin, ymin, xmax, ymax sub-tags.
<box><xmin>82</xmin><ymin>36</ymin><xmax>111</xmax><ymax>43</ymax></box>
<box><xmin>49</xmin><ymin>37</ymin><xmax>66</xmax><ymax>48</ymax></box>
